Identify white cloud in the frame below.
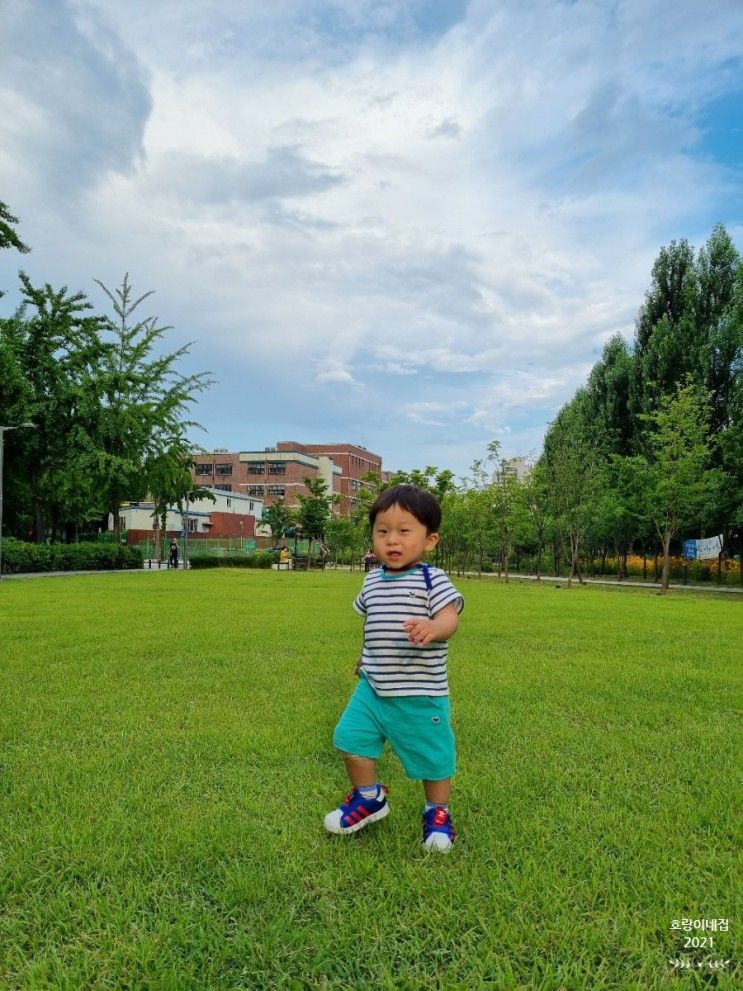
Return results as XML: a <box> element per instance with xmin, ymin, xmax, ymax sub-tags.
<box><xmin>1</xmin><ymin>0</ymin><xmax>741</xmax><ymax>474</ymax></box>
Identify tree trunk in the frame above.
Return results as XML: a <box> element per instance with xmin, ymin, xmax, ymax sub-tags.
<box><xmin>600</xmin><ymin>545</ymin><xmax>607</xmax><ymax>575</ymax></box>
<box><xmin>535</xmin><ymin>544</ymin><xmax>542</xmax><ymax>580</ymax></box>
<box><xmin>660</xmin><ymin>531</ymin><xmax>672</xmax><ymax>593</ymax></box>
<box><xmin>567</xmin><ymin>534</ymin><xmax>578</xmax><ymax>588</ymax></box>
<box><xmin>642</xmin><ymin>550</ymin><xmax>647</xmax><ymax>581</ymax></box>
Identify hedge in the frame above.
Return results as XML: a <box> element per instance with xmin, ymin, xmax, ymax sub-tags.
<box><xmin>188</xmin><ymin>551</ymin><xmax>274</xmax><ymax>570</ymax></box>
<box><xmin>1</xmin><ymin>539</ymin><xmax>143</xmax><ymax>574</ymax></box>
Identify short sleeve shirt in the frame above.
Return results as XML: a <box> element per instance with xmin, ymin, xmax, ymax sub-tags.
<box><xmin>353</xmin><ymin>564</ymin><xmax>464</xmax><ymax>697</ymax></box>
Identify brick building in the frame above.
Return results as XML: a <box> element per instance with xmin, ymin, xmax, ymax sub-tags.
<box><xmin>191</xmin><ymin>441</ymin><xmax>383</xmax><ymax>513</ymax></box>
<box><xmin>283</xmin><ymin>442</ymin><xmax>382</xmax><ymax>513</ymax></box>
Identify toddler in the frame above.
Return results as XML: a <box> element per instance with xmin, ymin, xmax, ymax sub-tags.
<box><xmin>324</xmin><ymin>484</ymin><xmax>463</xmax><ymax>852</ymax></box>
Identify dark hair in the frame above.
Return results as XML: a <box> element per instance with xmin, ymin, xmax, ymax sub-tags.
<box><xmin>369</xmin><ymin>485</ymin><xmax>441</xmax><ymax>533</ymax></box>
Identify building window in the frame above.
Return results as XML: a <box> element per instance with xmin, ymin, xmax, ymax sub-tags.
<box><xmin>247</xmin><ymin>462</ymin><xmax>265</xmax><ymax>475</ymax></box>
<box><xmin>266</xmin><ymin>485</ymin><xmax>286</xmax><ymax>497</ymax></box>
<box><xmin>248</xmin><ymin>485</ymin><xmax>264</xmax><ymax>496</ymax></box>
<box><xmin>216</xmin><ymin>463</ymin><xmax>233</xmax><ymax>475</ymax></box>
<box><xmin>226</xmin><ymin>498</ymin><xmax>232</xmax><ymax>507</ymax></box>
<box><xmin>267</xmin><ymin>462</ymin><xmax>286</xmax><ymax>475</ymax></box>
<box><xmin>118</xmin><ymin>516</ymin><xmax>126</xmax><ymax>531</ymax></box>
<box><xmin>215</xmin><ymin>484</ymin><xmax>232</xmax><ymax>492</ymax></box>
<box><xmin>187</xmin><ymin>518</ymin><xmax>198</xmax><ymax>532</ymax></box>
<box><xmin>195</xmin><ymin>463</ymin><xmax>212</xmax><ymax>475</ymax></box>
<box><xmin>249</xmin><ymin>501</ymin><xmax>255</xmax><ymax>511</ymax></box>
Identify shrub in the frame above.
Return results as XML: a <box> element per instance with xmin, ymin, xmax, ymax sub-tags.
<box><xmin>189</xmin><ymin>551</ymin><xmax>273</xmax><ymax>570</ymax></box>
<box><xmin>1</xmin><ymin>539</ymin><xmax>143</xmax><ymax>574</ymax></box>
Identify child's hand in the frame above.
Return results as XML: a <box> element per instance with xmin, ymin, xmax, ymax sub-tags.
<box><xmin>403</xmin><ymin>618</ymin><xmax>436</xmax><ymax>646</ymax></box>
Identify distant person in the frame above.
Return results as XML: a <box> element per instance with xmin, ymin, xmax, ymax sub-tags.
<box><xmin>324</xmin><ymin>485</ymin><xmax>464</xmax><ymax>853</ymax></box>
<box><xmin>279</xmin><ymin>546</ymin><xmax>292</xmax><ymax>569</ymax></box>
<box><xmin>364</xmin><ymin>548</ymin><xmax>375</xmax><ymax>572</ymax></box>
<box><xmin>168</xmin><ymin>539</ymin><xmax>179</xmax><ymax>569</ymax></box>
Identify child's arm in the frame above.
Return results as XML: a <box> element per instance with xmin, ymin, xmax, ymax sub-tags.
<box><xmin>403</xmin><ymin>603</ymin><xmax>460</xmax><ymax>647</ymax></box>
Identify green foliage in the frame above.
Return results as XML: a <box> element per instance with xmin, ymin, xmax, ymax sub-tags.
<box><xmin>0</xmin><ymin>270</ymin><xmax>213</xmax><ymax>547</ymax></box>
<box><xmin>261</xmin><ymin>499</ymin><xmax>296</xmax><ymax>545</ymax></box>
<box><xmin>295</xmin><ymin>477</ymin><xmax>338</xmax><ymax>562</ymax></box>
<box><xmin>83</xmin><ymin>276</ymin><xmax>213</xmax><ymax>539</ymax></box>
<box><xmin>0</xmin><ymin>538</ymin><xmax>142</xmax><ymax>573</ymax></box>
<box><xmin>0</xmin><ymin>201</ymin><xmax>30</xmax><ymax>297</ymax></box>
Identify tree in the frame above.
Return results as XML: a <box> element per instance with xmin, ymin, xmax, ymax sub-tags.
<box><xmin>261</xmin><ymin>499</ymin><xmax>295</xmax><ymax>548</ymax></box>
<box><xmin>541</xmin><ymin>392</ymin><xmax>601</xmax><ymax>586</ymax></box>
<box><xmin>491</xmin><ymin>456</ymin><xmax>522</xmax><ymax>582</ymax></box>
<box><xmin>520</xmin><ymin>464</ymin><xmax>549</xmax><ymax>579</ymax></box>
<box><xmin>0</xmin><ymin>201</ymin><xmax>30</xmax><ymax>297</ymax></box>
<box><xmin>635</xmin><ymin>381</ymin><xmax>721</xmax><ymax>592</ymax></box>
<box><xmin>295</xmin><ymin>476</ymin><xmax>338</xmax><ymax>565</ymax></box>
<box><xmin>146</xmin><ymin>448</ymin><xmax>214</xmax><ymax>561</ymax></box>
<box><xmin>83</xmin><ymin>276</ymin><xmax>212</xmax><ymax>541</ymax></box>
<box><xmin>5</xmin><ymin>275</ymin><xmax>105</xmax><ymax>541</ymax></box>
<box><xmin>0</xmin><ymin>200</ymin><xmax>30</xmax><ymax>255</ymax></box>
<box><xmin>585</xmin><ymin>335</ymin><xmax>635</xmax><ymax>456</ymax></box>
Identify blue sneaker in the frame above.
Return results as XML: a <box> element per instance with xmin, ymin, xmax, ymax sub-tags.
<box><xmin>422</xmin><ymin>806</ymin><xmax>456</xmax><ymax>852</ymax></box>
<box><xmin>324</xmin><ymin>785</ymin><xmax>390</xmax><ymax>835</ymax></box>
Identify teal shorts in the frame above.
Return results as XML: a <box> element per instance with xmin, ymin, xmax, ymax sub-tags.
<box><xmin>333</xmin><ymin>675</ymin><xmax>456</xmax><ymax>781</ymax></box>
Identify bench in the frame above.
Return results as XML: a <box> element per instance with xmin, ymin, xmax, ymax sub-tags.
<box><xmin>292</xmin><ymin>555</ymin><xmax>326</xmax><ymax>570</ymax></box>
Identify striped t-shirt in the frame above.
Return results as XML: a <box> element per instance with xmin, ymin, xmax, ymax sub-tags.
<box><xmin>353</xmin><ymin>564</ymin><xmax>464</xmax><ymax>697</ymax></box>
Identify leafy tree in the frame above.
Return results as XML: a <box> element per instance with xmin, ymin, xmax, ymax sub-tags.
<box><xmin>261</xmin><ymin>499</ymin><xmax>296</xmax><ymax>548</ymax></box>
<box><xmin>634</xmin><ymin>381</ymin><xmax>721</xmax><ymax>592</ymax></box>
<box><xmin>325</xmin><ymin>512</ymin><xmax>358</xmax><ymax>565</ymax></box>
<box><xmin>83</xmin><ymin>276</ymin><xmax>212</xmax><ymax>541</ymax></box>
<box><xmin>4</xmin><ymin>275</ymin><xmax>105</xmax><ymax>541</ymax></box>
<box><xmin>295</xmin><ymin>476</ymin><xmax>338</xmax><ymax>564</ymax></box>
<box><xmin>491</xmin><ymin>457</ymin><xmax>522</xmax><ymax>581</ymax></box>
<box><xmin>0</xmin><ymin>200</ymin><xmax>30</xmax><ymax>255</ymax></box>
<box><xmin>585</xmin><ymin>335</ymin><xmax>635</xmax><ymax>455</ymax></box>
<box><xmin>147</xmin><ymin>449</ymin><xmax>214</xmax><ymax>561</ymax></box>
<box><xmin>541</xmin><ymin>392</ymin><xmax>601</xmax><ymax>585</ymax></box>
<box><xmin>0</xmin><ymin>200</ymin><xmax>30</xmax><ymax>297</ymax></box>
<box><xmin>520</xmin><ymin>463</ymin><xmax>549</xmax><ymax>579</ymax></box>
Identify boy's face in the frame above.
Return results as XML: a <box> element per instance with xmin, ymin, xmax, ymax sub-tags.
<box><xmin>372</xmin><ymin>503</ymin><xmax>438</xmax><ymax>571</ymax></box>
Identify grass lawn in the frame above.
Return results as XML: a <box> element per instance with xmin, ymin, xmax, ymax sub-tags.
<box><xmin>0</xmin><ymin>571</ymin><xmax>740</xmax><ymax>990</ymax></box>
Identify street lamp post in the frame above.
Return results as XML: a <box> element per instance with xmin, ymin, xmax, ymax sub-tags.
<box><xmin>0</xmin><ymin>422</ymin><xmax>37</xmax><ymax>581</ymax></box>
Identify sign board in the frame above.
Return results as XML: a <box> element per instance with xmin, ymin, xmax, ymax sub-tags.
<box><xmin>683</xmin><ymin>535</ymin><xmax>723</xmax><ymax>561</ymax></box>
<box><xmin>696</xmin><ymin>535</ymin><xmax>723</xmax><ymax>560</ymax></box>
<box><xmin>244</xmin><ymin>539</ymin><xmax>257</xmax><ymax>552</ymax></box>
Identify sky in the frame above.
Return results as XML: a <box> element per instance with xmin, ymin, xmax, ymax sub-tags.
<box><xmin>1</xmin><ymin>0</ymin><xmax>742</xmax><ymax>477</ymax></box>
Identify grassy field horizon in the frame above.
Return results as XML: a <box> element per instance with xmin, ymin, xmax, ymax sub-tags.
<box><xmin>1</xmin><ymin>571</ymin><xmax>740</xmax><ymax>989</ymax></box>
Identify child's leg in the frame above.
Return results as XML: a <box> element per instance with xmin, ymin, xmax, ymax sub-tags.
<box><xmin>423</xmin><ymin>777</ymin><xmax>451</xmax><ymax>805</ymax></box>
<box><xmin>343</xmin><ymin>754</ymin><xmax>378</xmax><ymax>789</ymax></box>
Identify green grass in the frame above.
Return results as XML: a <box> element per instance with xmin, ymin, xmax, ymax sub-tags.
<box><xmin>0</xmin><ymin>572</ymin><xmax>740</xmax><ymax>990</ymax></box>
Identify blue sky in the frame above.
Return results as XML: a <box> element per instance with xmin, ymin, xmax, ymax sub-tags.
<box><xmin>1</xmin><ymin>0</ymin><xmax>741</xmax><ymax>477</ymax></box>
